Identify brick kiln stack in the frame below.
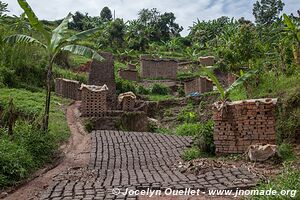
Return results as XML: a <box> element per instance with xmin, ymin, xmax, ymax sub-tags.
<box><xmin>118</xmin><ymin>64</ymin><xmax>138</xmax><ymax>81</ymax></box>
<box><xmin>199</xmin><ymin>56</ymin><xmax>215</xmax><ymax>66</ymax></box>
<box><xmin>118</xmin><ymin>92</ymin><xmax>136</xmax><ymax>111</ymax></box>
<box><xmin>184</xmin><ymin>76</ymin><xmax>213</xmax><ymax>96</ymax></box>
<box><xmin>55</xmin><ymin>78</ymin><xmax>81</xmax><ymax>100</ymax></box>
<box><xmin>80</xmin><ymin>84</ymin><xmax>108</xmax><ymax>117</ymax></box>
<box><xmin>213</xmin><ymin>98</ymin><xmax>277</xmax><ymax>154</ymax></box>
<box><xmin>140</xmin><ymin>55</ymin><xmax>178</xmax><ymax>79</ymax></box>
<box><xmin>88</xmin><ymin>52</ymin><xmax>116</xmax><ymax>109</ymax></box>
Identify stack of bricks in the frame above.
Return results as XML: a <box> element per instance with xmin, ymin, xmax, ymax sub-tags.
<box><xmin>213</xmin><ymin>98</ymin><xmax>277</xmax><ymax>154</ymax></box>
<box><xmin>88</xmin><ymin>52</ymin><xmax>116</xmax><ymax>110</ymax></box>
<box><xmin>199</xmin><ymin>56</ymin><xmax>214</xmax><ymax>66</ymax></box>
<box><xmin>118</xmin><ymin>64</ymin><xmax>138</xmax><ymax>81</ymax></box>
<box><xmin>184</xmin><ymin>76</ymin><xmax>213</xmax><ymax>96</ymax></box>
<box><xmin>118</xmin><ymin>92</ymin><xmax>136</xmax><ymax>111</ymax></box>
<box><xmin>80</xmin><ymin>84</ymin><xmax>108</xmax><ymax>117</ymax></box>
<box><xmin>55</xmin><ymin>78</ymin><xmax>81</xmax><ymax>100</ymax></box>
<box><xmin>140</xmin><ymin>55</ymin><xmax>178</xmax><ymax>79</ymax></box>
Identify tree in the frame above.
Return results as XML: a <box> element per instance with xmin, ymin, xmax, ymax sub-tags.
<box><xmin>4</xmin><ymin>0</ymin><xmax>103</xmax><ymax>132</ymax></box>
<box><xmin>253</xmin><ymin>0</ymin><xmax>285</xmax><ymax>25</ymax></box>
<box><xmin>69</xmin><ymin>11</ymin><xmax>85</xmax><ymax>31</ymax></box>
<box><xmin>0</xmin><ymin>0</ymin><xmax>8</xmax><ymax>18</ymax></box>
<box><xmin>100</xmin><ymin>6</ymin><xmax>112</xmax><ymax>22</ymax></box>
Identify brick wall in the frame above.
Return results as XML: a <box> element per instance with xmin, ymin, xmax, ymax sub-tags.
<box><xmin>140</xmin><ymin>55</ymin><xmax>178</xmax><ymax>79</ymax></box>
<box><xmin>184</xmin><ymin>76</ymin><xmax>213</xmax><ymax>95</ymax></box>
<box><xmin>55</xmin><ymin>78</ymin><xmax>81</xmax><ymax>100</ymax></box>
<box><xmin>199</xmin><ymin>56</ymin><xmax>214</xmax><ymax>66</ymax></box>
<box><xmin>88</xmin><ymin>52</ymin><xmax>116</xmax><ymax>109</ymax></box>
<box><xmin>213</xmin><ymin>98</ymin><xmax>277</xmax><ymax>154</ymax></box>
<box><xmin>80</xmin><ymin>84</ymin><xmax>108</xmax><ymax>117</ymax></box>
<box><xmin>118</xmin><ymin>69</ymin><xmax>138</xmax><ymax>81</ymax></box>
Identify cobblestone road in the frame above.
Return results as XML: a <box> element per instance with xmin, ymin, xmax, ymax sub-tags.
<box><xmin>40</xmin><ymin>130</ymin><xmax>259</xmax><ymax>200</ymax></box>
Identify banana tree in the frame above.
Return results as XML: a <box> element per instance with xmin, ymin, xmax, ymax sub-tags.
<box><xmin>4</xmin><ymin>0</ymin><xmax>103</xmax><ymax>132</ymax></box>
<box><xmin>283</xmin><ymin>14</ymin><xmax>300</xmax><ymax>66</ymax></box>
<box><xmin>205</xmin><ymin>68</ymin><xmax>257</xmax><ymax>116</ymax></box>
<box><xmin>205</xmin><ymin>68</ymin><xmax>257</xmax><ymax>101</ymax></box>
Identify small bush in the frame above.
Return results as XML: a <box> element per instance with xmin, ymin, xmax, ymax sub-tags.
<box><xmin>249</xmin><ymin>166</ymin><xmax>300</xmax><ymax>200</ymax></box>
<box><xmin>194</xmin><ymin>120</ymin><xmax>215</xmax><ymax>155</ymax></box>
<box><xmin>182</xmin><ymin>147</ymin><xmax>201</xmax><ymax>161</ymax></box>
<box><xmin>84</xmin><ymin>119</ymin><xmax>95</xmax><ymax>133</ymax></box>
<box><xmin>151</xmin><ymin>83</ymin><xmax>170</xmax><ymax>95</ymax></box>
<box><xmin>0</xmin><ymin>139</ymin><xmax>34</xmax><ymax>187</ymax></box>
<box><xmin>116</xmin><ymin>78</ymin><xmax>137</xmax><ymax>95</ymax></box>
<box><xmin>177</xmin><ymin>104</ymin><xmax>198</xmax><ymax>123</ymax></box>
<box><xmin>11</xmin><ymin>122</ymin><xmax>57</xmax><ymax>167</ymax></box>
<box><xmin>175</xmin><ymin>123</ymin><xmax>202</xmax><ymax>136</ymax></box>
<box><xmin>278</xmin><ymin>143</ymin><xmax>296</xmax><ymax>162</ymax></box>
<box><xmin>137</xmin><ymin>85</ymin><xmax>150</xmax><ymax>95</ymax></box>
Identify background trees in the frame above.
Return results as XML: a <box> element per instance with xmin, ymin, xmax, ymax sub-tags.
<box><xmin>0</xmin><ymin>0</ymin><xmax>8</xmax><ymax>18</ymax></box>
<box><xmin>100</xmin><ymin>6</ymin><xmax>112</xmax><ymax>22</ymax></box>
<box><xmin>253</xmin><ymin>0</ymin><xmax>285</xmax><ymax>25</ymax></box>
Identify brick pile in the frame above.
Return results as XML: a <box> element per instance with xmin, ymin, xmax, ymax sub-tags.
<box><xmin>213</xmin><ymin>98</ymin><xmax>277</xmax><ymax>154</ymax></box>
<box><xmin>55</xmin><ymin>78</ymin><xmax>81</xmax><ymax>100</ymax></box>
<box><xmin>80</xmin><ymin>84</ymin><xmax>108</xmax><ymax>117</ymax></box>
<box><xmin>118</xmin><ymin>92</ymin><xmax>136</xmax><ymax>111</ymax></box>
<box><xmin>88</xmin><ymin>52</ymin><xmax>116</xmax><ymax>109</ymax></box>
<box><xmin>140</xmin><ymin>55</ymin><xmax>178</xmax><ymax>79</ymax></box>
<box><xmin>199</xmin><ymin>56</ymin><xmax>214</xmax><ymax>66</ymax></box>
<box><xmin>118</xmin><ymin>64</ymin><xmax>138</xmax><ymax>81</ymax></box>
<box><xmin>184</xmin><ymin>76</ymin><xmax>213</xmax><ymax>95</ymax></box>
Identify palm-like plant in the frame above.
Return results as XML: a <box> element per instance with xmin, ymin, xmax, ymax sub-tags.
<box><xmin>283</xmin><ymin>14</ymin><xmax>300</xmax><ymax>66</ymax></box>
<box><xmin>4</xmin><ymin>0</ymin><xmax>103</xmax><ymax>132</ymax></box>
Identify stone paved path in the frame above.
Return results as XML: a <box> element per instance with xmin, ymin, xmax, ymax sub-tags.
<box><xmin>40</xmin><ymin>130</ymin><xmax>259</xmax><ymax>200</ymax></box>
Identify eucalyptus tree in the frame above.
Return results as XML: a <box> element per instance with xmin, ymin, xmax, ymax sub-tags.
<box><xmin>4</xmin><ymin>0</ymin><xmax>103</xmax><ymax>132</ymax></box>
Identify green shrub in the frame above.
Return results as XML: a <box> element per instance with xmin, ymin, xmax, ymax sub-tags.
<box><xmin>84</xmin><ymin>119</ymin><xmax>95</xmax><ymax>133</ymax></box>
<box><xmin>151</xmin><ymin>83</ymin><xmax>170</xmax><ymax>95</ymax></box>
<box><xmin>182</xmin><ymin>147</ymin><xmax>201</xmax><ymax>161</ymax></box>
<box><xmin>177</xmin><ymin>86</ymin><xmax>185</xmax><ymax>97</ymax></box>
<box><xmin>137</xmin><ymin>85</ymin><xmax>150</xmax><ymax>95</ymax></box>
<box><xmin>194</xmin><ymin>120</ymin><xmax>215</xmax><ymax>155</ymax></box>
<box><xmin>249</xmin><ymin>166</ymin><xmax>300</xmax><ymax>200</ymax></box>
<box><xmin>175</xmin><ymin>123</ymin><xmax>202</xmax><ymax>136</ymax></box>
<box><xmin>0</xmin><ymin>138</ymin><xmax>34</xmax><ymax>187</ymax></box>
<box><xmin>177</xmin><ymin>104</ymin><xmax>198</xmax><ymax>123</ymax></box>
<box><xmin>278</xmin><ymin>143</ymin><xmax>296</xmax><ymax>162</ymax></box>
<box><xmin>195</xmin><ymin>121</ymin><xmax>215</xmax><ymax>154</ymax></box>
<box><xmin>116</xmin><ymin>78</ymin><xmax>137</xmax><ymax>95</ymax></box>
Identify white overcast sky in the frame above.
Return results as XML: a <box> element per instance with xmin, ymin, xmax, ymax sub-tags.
<box><xmin>4</xmin><ymin>0</ymin><xmax>300</xmax><ymax>35</ymax></box>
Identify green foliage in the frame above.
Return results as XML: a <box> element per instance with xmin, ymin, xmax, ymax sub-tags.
<box><xmin>0</xmin><ymin>1</ymin><xmax>8</xmax><ymax>18</ymax></box>
<box><xmin>0</xmin><ymin>88</ymin><xmax>70</xmax><ymax>187</ymax></box>
<box><xmin>253</xmin><ymin>0</ymin><xmax>285</xmax><ymax>25</ymax></box>
<box><xmin>194</xmin><ymin>120</ymin><xmax>215</xmax><ymax>155</ymax></box>
<box><xmin>147</xmin><ymin>95</ymin><xmax>174</xmax><ymax>101</ymax></box>
<box><xmin>249</xmin><ymin>166</ymin><xmax>300</xmax><ymax>200</ymax></box>
<box><xmin>177</xmin><ymin>104</ymin><xmax>198</xmax><ymax>123</ymax></box>
<box><xmin>278</xmin><ymin>143</ymin><xmax>296</xmax><ymax>162</ymax></box>
<box><xmin>13</xmin><ymin>122</ymin><xmax>57</xmax><ymax>166</ymax></box>
<box><xmin>137</xmin><ymin>85</ymin><xmax>150</xmax><ymax>95</ymax></box>
<box><xmin>100</xmin><ymin>7</ymin><xmax>112</xmax><ymax>22</ymax></box>
<box><xmin>84</xmin><ymin>119</ymin><xmax>95</xmax><ymax>133</ymax></box>
<box><xmin>0</xmin><ymin>137</ymin><xmax>34</xmax><ymax>187</ymax></box>
<box><xmin>151</xmin><ymin>83</ymin><xmax>170</xmax><ymax>95</ymax></box>
<box><xmin>182</xmin><ymin>147</ymin><xmax>201</xmax><ymax>161</ymax></box>
<box><xmin>175</xmin><ymin>123</ymin><xmax>202</xmax><ymax>136</ymax></box>
<box><xmin>116</xmin><ymin>78</ymin><xmax>137</xmax><ymax>95</ymax></box>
